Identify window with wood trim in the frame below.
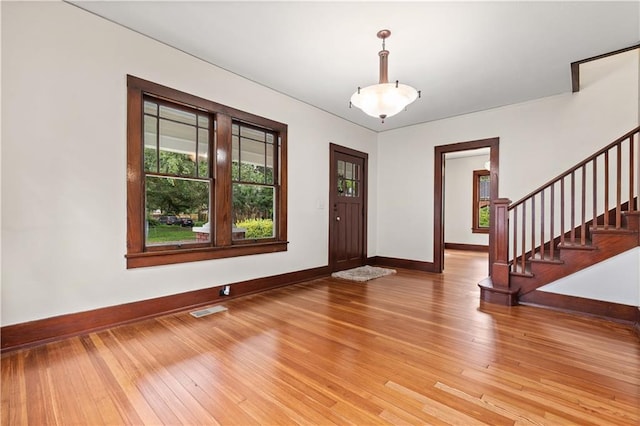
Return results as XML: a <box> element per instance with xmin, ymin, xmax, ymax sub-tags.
<box><xmin>126</xmin><ymin>76</ymin><xmax>287</xmax><ymax>268</ymax></box>
<box><xmin>472</xmin><ymin>169</ymin><xmax>490</xmax><ymax>233</ymax></box>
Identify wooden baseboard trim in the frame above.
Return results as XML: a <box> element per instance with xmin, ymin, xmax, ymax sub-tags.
<box><xmin>635</xmin><ymin>308</ymin><xmax>640</xmax><ymax>338</ymax></box>
<box><xmin>444</xmin><ymin>243</ymin><xmax>489</xmax><ymax>252</ymax></box>
<box><xmin>369</xmin><ymin>256</ymin><xmax>436</xmax><ymax>272</ymax></box>
<box><xmin>519</xmin><ymin>290</ymin><xmax>639</xmax><ymax>323</ymax></box>
<box><xmin>1</xmin><ymin>265</ymin><xmax>331</xmax><ymax>353</ymax></box>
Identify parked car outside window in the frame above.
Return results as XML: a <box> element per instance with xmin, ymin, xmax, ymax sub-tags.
<box><xmin>158</xmin><ymin>215</ymin><xmax>180</xmax><ymax>225</ymax></box>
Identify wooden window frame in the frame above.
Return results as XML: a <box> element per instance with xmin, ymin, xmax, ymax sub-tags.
<box><xmin>126</xmin><ymin>75</ymin><xmax>288</xmax><ymax>268</ymax></box>
<box><xmin>472</xmin><ymin>169</ymin><xmax>490</xmax><ymax>234</ymax></box>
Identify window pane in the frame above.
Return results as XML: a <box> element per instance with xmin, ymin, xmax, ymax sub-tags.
<box><xmin>197</xmin><ymin>114</ymin><xmax>209</xmax><ymax>128</ymax></box>
<box><xmin>479</xmin><ymin>205</ymin><xmax>490</xmax><ymax>228</ymax></box>
<box><xmin>240</xmin><ymin>125</ymin><xmax>266</xmax><ymax>142</ymax></box>
<box><xmin>479</xmin><ymin>175</ymin><xmax>490</xmax><ymax>200</ymax></box>
<box><xmin>266</xmin><ymin>143</ymin><xmax>274</xmax><ymax>185</ymax></box>
<box><xmin>144</xmin><ymin>115</ymin><xmax>158</xmax><ymax>172</ymax></box>
<box><xmin>159</xmin><ymin>120</ymin><xmax>196</xmax><ymax>176</ymax></box>
<box><xmin>198</xmin><ymin>128</ymin><xmax>209</xmax><ymax>178</ymax></box>
<box><xmin>232</xmin><ymin>184</ymin><xmax>275</xmax><ymax>240</ymax></box>
<box><xmin>159</xmin><ymin>105</ymin><xmax>197</xmax><ymax>126</ymax></box>
<box><xmin>350</xmin><ymin>180</ymin><xmax>359</xmax><ymax>197</ymax></box>
<box><xmin>232</xmin><ymin>134</ymin><xmax>240</xmax><ymax>180</ymax></box>
<box><xmin>145</xmin><ymin>176</ymin><xmax>210</xmax><ymax>246</ymax></box>
<box><xmin>240</xmin><ymin>138</ymin><xmax>266</xmax><ymax>183</ymax></box>
<box><xmin>345</xmin><ymin>162</ymin><xmax>353</xmax><ymax>179</ymax></box>
<box><xmin>144</xmin><ymin>100</ymin><xmax>157</xmax><ymax>115</ymax></box>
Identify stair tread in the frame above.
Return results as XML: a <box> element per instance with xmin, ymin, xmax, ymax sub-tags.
<box><xmin>509</xmin><ymin>263</ymin><xmax>533</xmax><ymax>277</ymax></box>
<box><xmin>557</xmin><ymin>240</ymin><xmax>596</xmax><ymax>250</ymax></box>
<box><xmin>590</xmin><ymin>226</ymin><xmax>636</xmax><ymax>234</ymax></box>
<box><xmin>529</xmin><ymin>254</ymin><xmax>563</xmax><ymax>264</ymax></box>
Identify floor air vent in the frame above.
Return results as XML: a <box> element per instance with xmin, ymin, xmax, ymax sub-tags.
<box><xmin>190</xmin><ymin>305</ymin><xmax>228</xmax><ymax>318</ymax></box>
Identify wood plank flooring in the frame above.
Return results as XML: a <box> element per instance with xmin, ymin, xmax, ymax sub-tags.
<box><xmin>2</xmin><ymin>250</ymin><xmax>639</xmax><ymax>425</ymax></box>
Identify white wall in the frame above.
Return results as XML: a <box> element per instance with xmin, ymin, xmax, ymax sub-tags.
<box><xmin>0</xmin><ymin>2</ymin><xmax>377</xmax><ymax>326</ymax></box>
<box><xmin>377</xmin><ymin>49</ymin><xmax>639</xmax><ymax>263</ymax></box>
<box><xmin>539</xmin><ymin>248</ymin><xmax>640</xmax><ymax>306</ymax></box>
<box><xmin>444</xmin><ymin>154</ymin><xmax>489</xmax><ymax>246</ymax></box>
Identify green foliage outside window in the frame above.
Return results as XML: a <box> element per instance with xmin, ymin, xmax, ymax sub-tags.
<box><xmin>479</xmin><ymin>205</ymin><xmax>490</xmax><ymax>228</ymax></box>
<box><xmin>144</xmin><ymin>148</ymin><xmax>209</xmax><ymax>217</ymax></box>
<box><xmin>235</xmin><ymin>218</ymin><xmax>274</xmax><ymax>239</ymax></box>
<box><xmin>232</xmin><ymin>161</ymin><xmax>275</xmax><ymax>223</ymax></box>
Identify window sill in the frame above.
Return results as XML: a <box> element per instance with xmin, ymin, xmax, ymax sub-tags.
<box><xmin>126</xmin><ymin>241</ymin><xmax>289</xmax><ymax>268</ymax></box>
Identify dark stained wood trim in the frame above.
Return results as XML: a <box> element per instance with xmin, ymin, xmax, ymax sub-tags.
<box><xmin>571</xmin><ymin>43</ymin><xmax>640</xmax><ymax>92</ymax></box>
<box><xmin>444</xmin><ymin>243</ymin><xmax>489</xmax><ymax>252</ymax></box>
<box><xmin>215</xmin><ymin>114</ymin><xmax>233</xmax><ymax>247</ymax></box>
<box><xmin>126</xmin><ymin>75</ymin><xmax>289</xmax><ymax>268</ymax></box>
<box><xmin>368</xmin><ymin>256</ymin><xmax>436</xmax><ymax>272</ymax></box>
<box><xmin>126</xmin><ymin>241</ymin><xmax>288</xmax><ymax>268</ymax></box>
<box><xmin>434</xmin><ymin>138</ymin><xmax>499</xmax><ymax>274</ymax></box>
<box><xmin>519</xmin><ymin>290</ymin><xmax>639</xmax><ymax>323</ymax></box>
<box><xmin>1</xmin><ymin>265</ymin><xmax>330</xmax><ymax>353</ymax></box>
<box><xmin>635</xmin><ymin>308</ymin><xmax>640</xmax><ymax>338</ymax></box>
<box><xmin>126</xmin><ymin>84</ymin><xmax>144</xmax><ymax>254</ymax></box>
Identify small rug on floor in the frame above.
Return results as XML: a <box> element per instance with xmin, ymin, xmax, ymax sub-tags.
<box><xmin>331</xmin><ymin>265</ymin><xmax>396</xmax><ymax>282</ymax></box>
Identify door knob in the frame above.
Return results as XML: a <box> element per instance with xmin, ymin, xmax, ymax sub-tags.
<box><xmin>336</xmin><ymin>216</ymin><xmax>341</xmax><ymax>221</ymax></box>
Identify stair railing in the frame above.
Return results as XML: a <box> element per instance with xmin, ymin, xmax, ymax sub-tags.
<box><xmin>492</xmin><ymin>126</ymin><xmax>640</xmax><ymax>287</ymax></box>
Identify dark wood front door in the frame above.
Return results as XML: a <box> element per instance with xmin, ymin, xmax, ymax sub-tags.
<box><xmin>329</xmin><ymin>144</ymin><xmax>368</xmax><ymax>272</ymax></box>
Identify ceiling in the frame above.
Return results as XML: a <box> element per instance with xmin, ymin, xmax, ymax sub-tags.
<box><xmin>70</xmin><ymin>1</ymin><xmax>639</xmax><ymax>132</ymax></box>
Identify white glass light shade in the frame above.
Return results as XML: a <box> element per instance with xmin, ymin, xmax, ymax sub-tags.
<box><xmin>350</xmin><ymin>82</ymin><xmax>419</xmax><ymax>119</ymax></box>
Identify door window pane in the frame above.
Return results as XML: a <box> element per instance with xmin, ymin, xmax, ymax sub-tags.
<box><xmin>337</xmin><ymin>160</ymin><xmax>360</xmax><ymax>197</ymax></box>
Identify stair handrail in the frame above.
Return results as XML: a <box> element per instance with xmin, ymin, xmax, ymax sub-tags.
<box><xmin>509</xmin><ymin>126</ymin><xmax>640</xmax><ymax>211</ymax></box>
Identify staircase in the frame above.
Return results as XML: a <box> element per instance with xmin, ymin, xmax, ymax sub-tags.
<box><xmin>480</xmin><ymin>126</ymin><xmax>640</xmax><ymax>322</ymax></box>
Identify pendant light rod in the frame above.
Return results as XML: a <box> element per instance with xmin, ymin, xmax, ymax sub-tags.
<box><xmin>377</xmin><ymin>29</ymin><xmax>391</xmax><ymax>84</ymax></box>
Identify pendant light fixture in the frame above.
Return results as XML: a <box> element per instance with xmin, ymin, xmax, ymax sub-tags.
<box><xmin>350</xmin><ymin>29</ymin><xmax>420</xmax><ymax>123</ymax></box>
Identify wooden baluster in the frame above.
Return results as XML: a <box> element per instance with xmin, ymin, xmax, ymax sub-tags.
<box><xmin>604</xmin><ymin>150</ymin><xmax>609</xmax><ymax>228</ymax></box>
<box><xmin>616</xmin><ymin>144</ymin><xmax>622</xmax><ymax>228</ymax></box>
<box><xmin>560</xmin><ymin>177</ymin><xmax>565</xmax><ymax>246</ymax></box>
<box><xmin>521</xmin><ymin>200</ymin><xmax>526</xmax><ymax>273</ymax></box>
<box><xmin>540</xmin><ymin>190</ymin><xmax>545</xmax><ymax>259</ymax></box>
<box><xmin>592</xmin><ymin>158</ymin><xmax>597</xmax><ymax>228</ymax></box>
<box><xmin>531</xmin><ymin>196</ymin><xmax>536</xmax><ymax>259</ymax></box>
<box><xmin>550</xmin><ymin>185</ymin><xmax>555</xmax><ymax>259</ymax></box>
<box><xmin>635</xmin><ymin>132</ymin><xmax>639</xmax><ymax>211</ymax></box>
<box><xmin>512</xmin><ymin>205</ymin><xmax>518</xmax><ymax>273</ymax></box>
<box><xmin>581</xmin><ymin>164</ymin><xmax>586</xmax><ymax>245</ymax></box>
<box><xmin>570</xmin><ymin>171</ymin><xmax>576</xmax><ymax>244</ymax></box>
<box><xmin>629</xmin><ymin>135</ymin><xmax>635</xmax><ymax>210</ymax></box>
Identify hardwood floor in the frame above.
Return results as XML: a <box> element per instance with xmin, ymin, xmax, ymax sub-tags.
<box><xmin>2</xmin><ymin>250</ymin><xmax>639</xmax><ymax>425</ymax></box>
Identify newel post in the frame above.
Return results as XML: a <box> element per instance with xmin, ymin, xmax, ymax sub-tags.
<box><xmin>478</xmin><ymin>197</ymin><xmax>519</xmax><ymax>305</ymax></box>
<box><xmin>491</xmin><ymin>198</ymin><xmax>511</xmax><ymax>287</ymax></box>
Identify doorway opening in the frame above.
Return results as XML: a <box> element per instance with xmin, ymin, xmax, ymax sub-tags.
<box><xmin>434</xmin><ymin>138</ymin><xmax>499</xmax><ymax>273</ymax></box>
